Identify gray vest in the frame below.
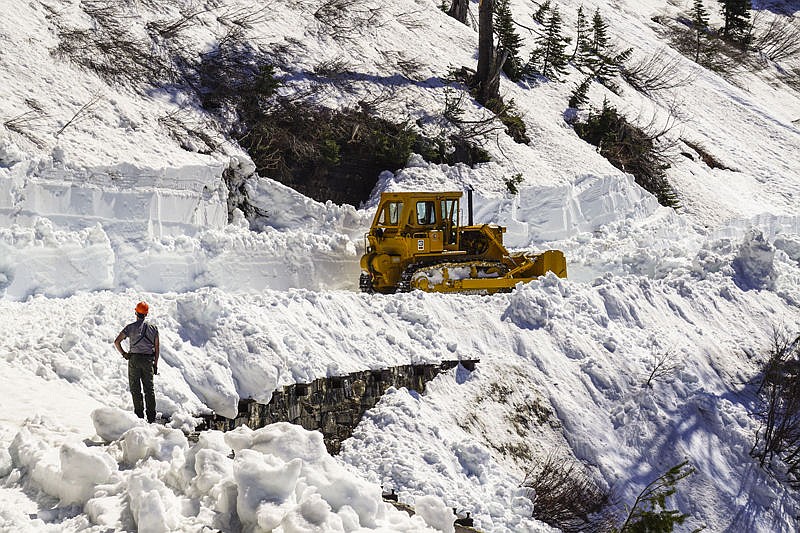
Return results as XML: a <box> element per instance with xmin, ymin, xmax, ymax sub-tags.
<box><xmin>125</xmin><ymin>320</ymin><xmax>158</xmax><ymax>355</ymax></box>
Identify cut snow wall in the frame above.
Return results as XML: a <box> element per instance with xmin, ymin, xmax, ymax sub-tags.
<box><xmin>0</xmin><ymin>159</ymin><xmax>229</xmax><ymax>238</ymax></box>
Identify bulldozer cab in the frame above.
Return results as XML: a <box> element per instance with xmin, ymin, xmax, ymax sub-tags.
<box><xmin>370</xmin><ymin>192</ymin><xmax>462</xmax><ymax>254</ymax></box>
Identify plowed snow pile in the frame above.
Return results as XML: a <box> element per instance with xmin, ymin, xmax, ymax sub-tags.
<box><xmin>2</xmin><ymin>0</ymin><xmax>800</xmax><ymax>532</ymax></box>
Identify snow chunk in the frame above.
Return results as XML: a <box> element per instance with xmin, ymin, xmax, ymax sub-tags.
<box><xmin>0</xmin><ymin>139</ymin><xmax>26</xmax><ymax>167</ymax></box>
<box><xmin>91</xmin><ymin>407</ymin><xmax>144</xmax><ymax>442</ymax></box>
<box><xmin>733</xmin><ymin>230</ymin><xmax>777</xmax><ymax>290</ymax></box>
<box><xmin>414</xmin><ymin>495</ymin><xmax>456</xmax><ymax>533</ymax></box>
<box><xmin>128</xmin><ymin>472</ymin><xmax>182</xmax><ymax>532</ymax></box>
<box><xmin>58</xmin><ymin>442</ymin><xmax>117</xmax><ymax>504</ymax></box>
<box><xmin>9</xmin><ymin>420</ymin><xmax>117</xmax><ymax>506</ymax></box>
<box><xmin>775</xmin><ymin>234</ymin><xmax>800</xmax><ymax>263</ymax></box>
<box><xmin>0</xmin><ymin>445</ymin><xmax>13</xmax><ymax>477</ymax></box>
<box><xmin>224</xmin><ymin>423</ymin><xmax>401</xmax><ymax>530</ymax></box>
<box><xmin>0</xmin><ymin>220</ymin><xmax>113</xmax><ymax>300</ymax></box>
<box><xmin>121</xmin><ymin>424</ymin><xmax>188</xmax><ymax>465</ymax></box>
<box><xmin>452</xmin><ymin>441</ymin><xmax>490</xmax><ymax>482</ymax></box>
<box><xmin>233</xmin><ymin>449</ymin><xmax>302</xmax><ymax>526</ymax></box>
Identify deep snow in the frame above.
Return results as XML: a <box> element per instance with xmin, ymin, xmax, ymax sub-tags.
<box><xmin>1</xmin><ymin>0</ymin><xmax>800</xmax><ymax>532</ymax></box>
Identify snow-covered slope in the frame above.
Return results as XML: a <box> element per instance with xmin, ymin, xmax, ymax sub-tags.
<box><xmin>2</xmin><ymin>0</ymin><xmax>800</xmax><ymax>531</ymax></box>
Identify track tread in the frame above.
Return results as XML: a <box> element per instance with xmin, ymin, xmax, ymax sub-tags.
<box><xmin>398</xmin><ymin>257</ymin><xmax>508</xmax><ymax>293</ymax></box>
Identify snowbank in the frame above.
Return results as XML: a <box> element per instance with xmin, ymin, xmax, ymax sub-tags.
<box><xmin>0</xmin><ymin>218</ymin><xmax>113</xmax><ymax>299</ymax></box>
<box><xmin>6</xmin><ymin>412</ymin><xmax>441</xmax><ymax>532</ymax></box>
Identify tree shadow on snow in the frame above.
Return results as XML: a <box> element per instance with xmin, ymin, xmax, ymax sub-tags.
<box><xmin>616</xmin><ymin>382</ymin><xmax>780</xmax><ymax>532</ymax></box>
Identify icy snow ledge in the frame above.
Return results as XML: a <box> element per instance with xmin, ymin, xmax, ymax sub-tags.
<box><xmin>0</xmin><ymin>157</ymin><xmax>228</xmax><ymax>236</ymax></box>
<box><xmin>506</xmin><ymin>173</ymin><xmax>661</xmax><ymax>245</ymax></box>
<box><xmin>9</xmin><ymin>413</ymin><xmax>442</xmax><ymax>532</ymax></box>
<box><xmin>0</xmin><ymin>214</ymin><xmax>360</xmax><ymax>299</ymax></box>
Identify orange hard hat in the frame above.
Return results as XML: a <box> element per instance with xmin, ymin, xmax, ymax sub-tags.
<box><xmin>135</xmin><ymin>301</ymin><xmax>149</xmax><ymax>315</ymax></box>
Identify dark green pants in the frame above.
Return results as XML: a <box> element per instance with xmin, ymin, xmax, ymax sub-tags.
<box><xmin>128</xmin><ymin>354</ymin><xmax>155</xmax><ymax>422</ymax></box>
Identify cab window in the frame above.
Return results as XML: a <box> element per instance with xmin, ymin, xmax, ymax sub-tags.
<box><xmin>416</xmin><ymin>201</ymin><xmax>436</xmax><ymax>225</ymax></box>
<box><xmin>441</xmin><ymin>199</ymin><xmax>458</xmax><ymax>225</ymax></box>
<box><xmin>377</xmin><ymin>201</ymin><xmax>402</xmax><ymax>226</ymax></box>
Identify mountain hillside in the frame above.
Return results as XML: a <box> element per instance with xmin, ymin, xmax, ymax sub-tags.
<box><xmin>1</xmin><ymin>0</ymin><xmax>800</xmax><ymax>531</ymax></box>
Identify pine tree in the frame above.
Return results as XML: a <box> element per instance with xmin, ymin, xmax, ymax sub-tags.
<box><xmin>584</xmin><ymin>9</ymin><xmax>631</xmax><ymax>90</ymax></box>
<box><xmin>588</xmin><ymin>8</ymin><xmax>610</xmax><ymax>57</ymax></box>
<box><xmin>526</xmin><ymin>6</ymin><xmax>571</xmax><ymax>81</ymax></box>
<box><xmin>568</xmin><ymin>76</ymin><xmax>592</xmax><ymax>109</ymax></box>
<box><xmin>691</xmin><ymin>0</ymin><xmax>710</xmax><ymax>62</ymax></box>
<box><xmin>719</xmin><ymin>0</ymin><xmax>751</xmax><ymax>43</ymax></box>
<box><xmin>614</xmin><ymin>462</ymin><xmax>695</xmax><ymax>532</ymax></box>
<box><xmin>532</xmin><ymin>0</ymin><xmax>551</xmax><ymax>24</ymax></box>
<box><xmin>571</xmin><ymin>6</ymin><xmax>592</xmax><ymax>67</ymax></box>
<box><xmin>494</xmin><ymin>0</ymin><xmax>524</xmax><ymax>81</ymax></box>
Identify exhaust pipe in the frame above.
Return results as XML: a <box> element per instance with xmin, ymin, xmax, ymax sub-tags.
<box><xmin>467</xmin><ymin>185</ymin><xmax>474</xmax><ymax>226</ymax></box>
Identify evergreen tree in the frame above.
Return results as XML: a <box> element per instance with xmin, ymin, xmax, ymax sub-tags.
<box><xmin>571</xmin><ymin>6</ymin><xmax>592</xmax><ymax>67</ymax></box>
<box><xmin>719</xmin><ymin>0</ymin><xmax>751</xmax><ymax>43</ymax></box>
<box><xmin>494</xmin><ymin>0</ymin><xmax>524</xmax><ymax>81</ymax></box>
<box><xmin>588</xmin><ymin>8</ymin><xmax>610</xmax><ymax>57</ymax></box>
<box><xmin>584</xmin><ymin>9</ymin><xmax>631</xmax><ymax>90</ymax></box>
<box><xmin>532</xmin><ymin>0</ymin><xmax>551</xmax><ymax>24</ymax></box>
<box><xmin>691</xmin><ymin>0</ymin><xmax>710</xmax><ymax>62</ymax></box>
<box><xmin>614</xmin><ymin>462</ymin><xmax>695</xmax><ymax>532</ymax></box>
<box><xmin>526</xmin><ymin>6</ymin><xmax>571</xmax><ymax>81</ymax></box>
<box><xmin>568</xmin><ymin>76</ymin><xmax>592</xmax><ymax>109</ymax></box>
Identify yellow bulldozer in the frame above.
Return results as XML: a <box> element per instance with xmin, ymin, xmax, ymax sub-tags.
<box><xmin>359</xmin><ymin>190</ymin><xmax>567</xmax><ymax>294</ymax></box>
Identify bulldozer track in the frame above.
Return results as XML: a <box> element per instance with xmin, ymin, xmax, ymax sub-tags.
<box><xmin>359</xmin><ymin>272</ymin><xmax>374</xmax><ymax>293</ymax></box>
<box><xmin>398</xmin><ymin>257</ymin><xmax>509</xmax><ymax>293</ymax></box>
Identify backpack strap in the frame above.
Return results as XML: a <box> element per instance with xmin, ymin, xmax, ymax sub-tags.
<box><xmin>130</xmin><ymin>322</ymin><xmax>155</xmax><ymax>352</ymax></box>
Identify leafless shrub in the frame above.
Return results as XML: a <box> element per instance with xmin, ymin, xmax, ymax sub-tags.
<box><xmin>396</xmin><ymin>56</ymin><xmax>425</xmax><ymax>79</ymax></box>
<box><xmin>216</xmin><ymin>4</ymin><xmax>274</xmax><ymax>29</ymax></box>
<box><xmin>751</xmin><ymin>12</ymin><xmax>800</xmax><ymax>63</ymax></box>
<box><xmin>81</xmin><ymin>0</ymin><xmax>135</xmax><ymax>26</ymax></box>
<box><xmin>622</xmin><ymin>48</ymin><xmax>696</xmax><ymax>95</ymax></box>
<box><xmin>314</xmin><ymin>56</ymin><xmax>354</xmax><ymax>78</ymax></box>
<box><xmin>575</xmin><ymin>100</ymin><xmax>681</xmax><ymax>207</ymax></box>
<box><xmin>158</xmin><ymin>108</ymin><xmax>220</xmax><ymax>154</ymax></box>
<box><xmin>643</xmin><ymin>350</ymin><xmax>683</xmax><ymax>388</ymax></box>
<box><xmin>190</xmin><ymin>22</ymin><xmax>279</xmax><ymax>119</ymax></box>
<box><xmin>4</xmin><ymin>110</ymin><xmax>47</xmax><ymax>135</ymax></box>
<box><xmin>55</xmin><ymin>1</ymin><xmax>274</xmax><ymax>94</ymax></box>
<box><xmin>376</xmin><ymin>50</ymin><xmax>426</xmax><ymax>80</ymax></box>
<box><xmin>442</xmin><ymin>88</ymin><xmax>505</xmax><ymax>140</ymax></box>
<box><xmin>313</xmin><ymin>0</ymin><xmax>385</xmax><ymax>41</ymax></box>
<box><xmin>681</xmin><ymin>138</ymin><xmax>734</xmax><ymax>170</ymax></box>
<box><xmin>3</xmin><ymin>107</ymin><xmax>49</xmax><ymax>147</ymax></box>
<box><xmin>146</xmin><ymin>7</ymin><xmax>212</xmax><ymax>39</ymax></box>
<box><xmin>55</xmin><ymin>93</ymin><xmax>103</xmax><ymax>137</ymax></box>
<box><xmin>521</xmin><ymin>452</ymin><xmax>614</xmax><ymax>533</ymax></box>
<box><xmin>751</xmin><ymin>328</ymin><xmax>800</xmax><ymax>488</ymax></box>
<box><xmin>54</xmin><ymin>16</ymin><xmax>171</xmax><ymax>88</ymax></box>
<box><xmin>786</xmin><ymin>67</ymin><xmax>800</xmax><ymax>93</ymax></box>
<box><xmin>657</xmin><ymin>16</ymin><xmax>742</xmax><ymax>75</ymax></box>
<box><xmin>394</xmin><ymin>9</ymin><xmax>428</xmax><ymax>30</ymax></box>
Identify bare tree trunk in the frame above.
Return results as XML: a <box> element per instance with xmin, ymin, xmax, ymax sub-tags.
<box><xmin>447</xmin><ymin>0</ymin><xmax>469</xmax><ymax>24</ymax></box>
<box><xmin>477</xmin><ymin>0</ymin><xmax>498</xmax><ymax>105</ymax></box>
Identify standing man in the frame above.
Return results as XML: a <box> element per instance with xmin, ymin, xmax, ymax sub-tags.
<box><xmin>114</xmin><ymin>301</ymin><xmax>159</xmax><ymax>423</ymax></box>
